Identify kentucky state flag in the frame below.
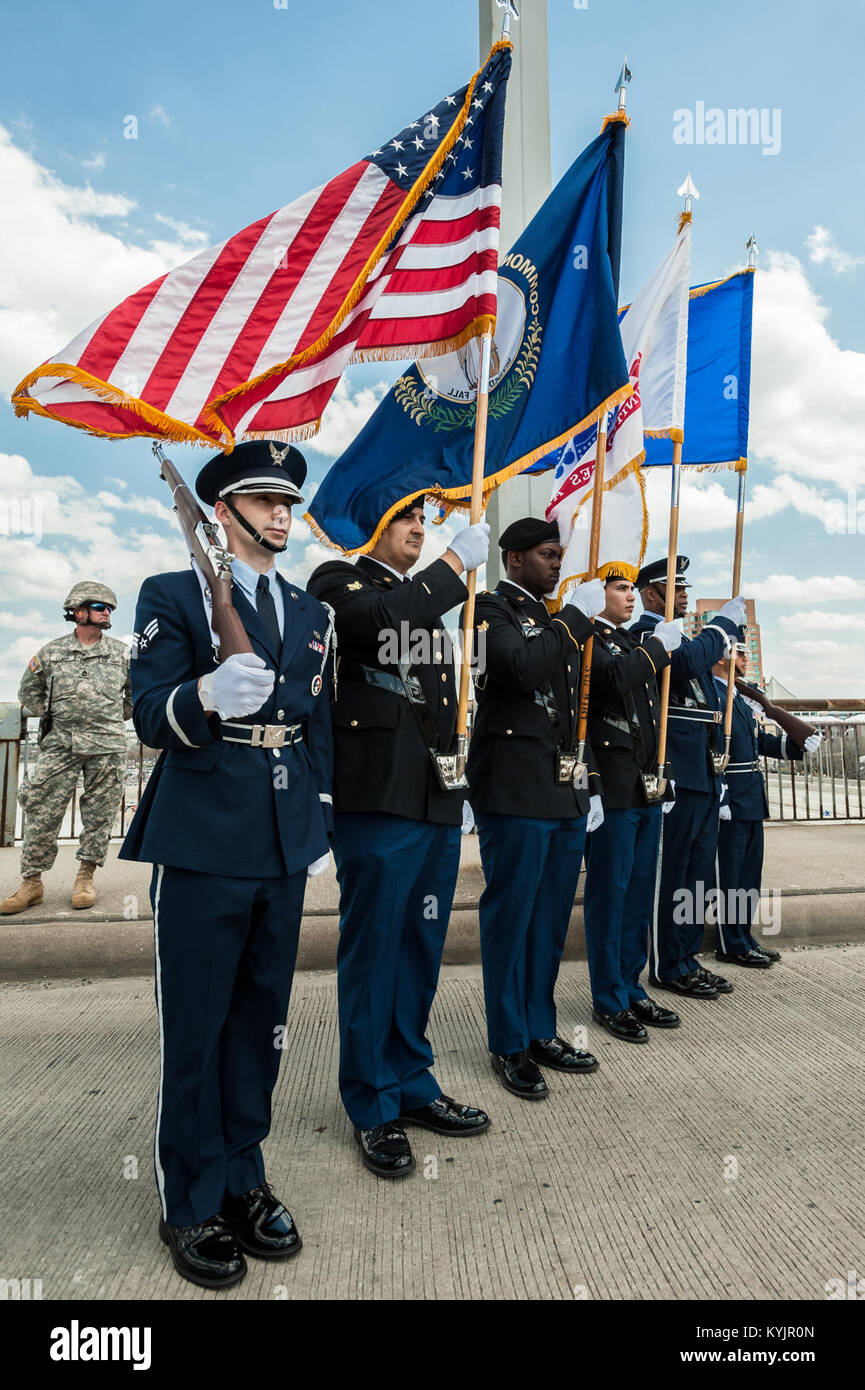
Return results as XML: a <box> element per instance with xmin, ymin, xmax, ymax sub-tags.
<box><xmin>640</xmin><ymin>268</ymin><xmax>754</xmax><ymax>469</ymax></box>
<box><xmin>306</xmin><ymin>116</ymin><xmax>630</xmax><ymax>553</ymax></box>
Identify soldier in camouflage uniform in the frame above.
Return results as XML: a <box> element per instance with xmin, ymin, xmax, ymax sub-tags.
<box><xmin>0</xmin><ymin>582</ymin><xmax>132</xmax><ymax>915</ymax></box>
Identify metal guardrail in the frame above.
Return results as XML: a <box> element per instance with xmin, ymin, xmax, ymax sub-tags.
<box><xmin>1</xmin><ymin>716</ymin><xmax>157</xmax><ymax>847</ymax></box>
<box><xmin>2</xmin><ymin>706</ymin><xmax>864</xmax><ymax>844</ymax></box>
<box><xmin>762</xmin><ymin>707</ymin><xmax>865</xmax><ymax>821</ymax></box>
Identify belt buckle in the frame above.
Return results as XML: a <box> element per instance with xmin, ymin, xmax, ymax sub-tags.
<box><xmin>251</xmin><ymin>724</ymin><xmax>286</xmax><ymax>748</ymax></box>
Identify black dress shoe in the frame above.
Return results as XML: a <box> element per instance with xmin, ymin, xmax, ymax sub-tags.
<box><xmin>715</xmin><ymin>948</ymin><xmax>772</xmax><ymax>969</ymax></box>
<box><xmin>159</xmin><ymin>1214</ymin><xmax>246</xmax><ymax>1290</ymax></box>
<box><xmin>630</xmin><ymin>996</ymin><xmax>680</xmax><ymax>1028</ymax></box>
<box><xmin>354</xmin><ymin>1123</ymin><xmax>415</xmax><ymax>1178</ymax></box>
<box><xmin>490</xmin><ymin>1050</ymin><xmax>548</xmax><ymax>1099</ymax></box>
<box><xmin>652</xmin><ymin>971</ymin><xmax>718</xmax><ymax>998</ymax></box>
<box><xmin>754</xmin><ymin>944</ymin><xmax>781</xmax><ymax>961</ymax></box>
<box><xmin>222</xmin><ymin>1181</ymin><xmax>302</xmax><ymax>1260</ymax></box>
<box><xmin>696</xmin><ymin>966</ymin><xmax>734</xmax><ymax>994</ymax></box>
<box><xmin>591</xmin><ymin>1008</ymin><xmax>649</xmax><ymax>1043</ymax></box>
<box><xmin>399</xmin><ymin>1094</ymin><xmax>490</xmax><ymax>1136</ymax></box>
<box><xmin>529</xmin><ymin>1036</ymin><xmax>599</xmax><ymax>1073</ymax></box>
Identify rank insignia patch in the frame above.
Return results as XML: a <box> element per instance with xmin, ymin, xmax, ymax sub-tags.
<box><xmin>132</xmin><ymin>618</ymin><xmax>159</xmax><ymax>657</ymax></box>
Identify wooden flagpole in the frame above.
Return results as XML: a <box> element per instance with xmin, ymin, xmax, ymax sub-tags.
<box><xmin>719</xmin><ymin>237</ymin><xmax>757</xmax><ymax>761</ymax></box>
<box><xmin>654</xmin><ymin>452</ymin><xmax>681</xmax><ymax>784</ymax></box>
<box><xmin>573</xmin><ymin>415</ymin><xmax>609</xmax><ymax>773</ymax></box>
<box><xmin>653</xmin><ymin>175</ymin><xmax>697</xmax><ymax>789</ymax></box>
<box><xmin>456</xmin><ymin>330</ymin><xmax>493</xmax><ymax>763</ymax></box>
<box><xmin>455</xmin><ymin>1</ymin><xmax>517</xmax><ymax>772</ymax></box>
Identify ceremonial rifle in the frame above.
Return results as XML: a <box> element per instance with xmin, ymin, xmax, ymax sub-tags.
<box><xmin>152</xmin><ymin>442</ymin><xmax>253</xmax><ymax>660</ymax></box>
<box><xmin>734</xmin><ymin>680</ymin><xmax>817</xmax><ymax>750</ymax></box>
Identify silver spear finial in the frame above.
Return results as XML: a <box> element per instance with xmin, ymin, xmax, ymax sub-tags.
<box><xmin>495</xmin><ymin>0</ymin><xmax>519</xmax><ymax>40</ymax></box>
<box><xmin>614</xmin><ymin>56</ymin><xmax>632</xmax><ymax>112</ymax></box>
<box><xmin>746</xmin><ymin>233</ymin><xmax>759</xmax><ymax>268</ymax></box>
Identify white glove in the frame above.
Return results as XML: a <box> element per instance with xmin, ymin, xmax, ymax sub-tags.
<box><xmin>719</xmin><ymin>804</ymin><xmax>732</xmax><ymax>821</ymax></box>
<box><xmin>804</xmin><ymin>732</ymin><xmax>823</xmax><ymax>753</ymax></box>
<box><xmin>198</xmin><ymin>652</ymin><xmax>275</xmax><ymax>719</ymax></box>
<box><xmin>662</xmin><ymin>778</ymin><xmax>676</xmax><ymax>814</ymax></box>
<box><xmin>448</xmin><ymin>520</ymin><xmax>490</xmax><ymax>572</ymax></box>
<box><xmin>461</xmin><ymin>800</ymin><xmax>476</xmax><ymax>835</ymax></box>
<box><xmin>566</xmin><ymin>577</ymin><xmax>606</xmax><ymax>620</ymax></box>
<box><xmin>586</xmin><ymin>794</ymin><xmax>604</xmax><ymax>834</ymax></box>
<box><xmin>720</xmin><ymin>595</ymin><xmax>747</xmax><ymax>627</ymax></box>
<box><xmin>307</xmin><ymin>852</ymin><xmax>331</xmax><ymax>877</ymax></box>
<box><xmin>653</xmin><ymin>620</ymin><xmax>682</xmax><ymax>652</ymax></box>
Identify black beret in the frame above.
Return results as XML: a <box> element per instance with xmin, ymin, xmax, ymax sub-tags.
<box><xmin>498</xmin><ymin>517</ymin><xmax>560</xmax><ymax>553</ymax></box>
<box><xmin>196</xmin><ymin>439</ymin><xmax>307</xmax><ymax>507</ymax></box>
<box><xmin>635</xmin><ymin>554</ymin><xmax>691</xmax><ymax>590</ymax></box>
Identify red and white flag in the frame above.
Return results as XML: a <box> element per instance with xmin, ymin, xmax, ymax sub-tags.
<box><xmin>12</xmin><ymin>44</ymin><xmax>511</xmax><ymax>449</ymax></box>
<box><xmin>548</xmin><ymin>222</ymin><xmax>692</xmax><ymax>590</ymax></box>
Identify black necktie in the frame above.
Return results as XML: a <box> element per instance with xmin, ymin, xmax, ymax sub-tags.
<box><xmin>256</xmin><ymin>574</ymin><xmax>281</xmax><ymax>653</ymax></box>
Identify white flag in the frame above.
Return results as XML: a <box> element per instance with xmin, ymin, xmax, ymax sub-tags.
<box><xmin>547</xmin><ymin>223</ymin><xmax>692</xmax><ymax>592</ymax></box>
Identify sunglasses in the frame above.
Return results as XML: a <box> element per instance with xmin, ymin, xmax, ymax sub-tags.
<box><xmin>86</xmin><ymin>602</ymin><xmax>114</xmax><ymax>612</ymax></box>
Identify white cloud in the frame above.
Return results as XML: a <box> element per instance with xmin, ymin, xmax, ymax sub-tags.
<box><xmin>303</xmin><ymin>376</ymin><xmax>393</xmax><ymax>457</ymax></box>
<box><xmin>804</xmin><ymin>225</ymin><xmax>864</xmax><ymax>274</ymax></box>
<box><xmin>0</xmin><ymin>123</ymin><xmax>213</xmax><ymax>394</ymax></box>
<box><xmin>149</xmin><ymin>106</ymin><xmax>172</xmax><ymax>130</ymax></box>
<box><xmin>762</xmin><ymin>636</ymin><xmax>865</xmax><ymax>698</ymax></box>
<box><xmin>778</xmin><ymin>610</ymin><xmax>865</xmax><ymax>632</ymax></box>
<box><xmin>153</xmin><ymin>213</ymin><xmax>209</xmax><ymax>248</ymax></box>
<box><xmin>0</xmin><ymin>451</ymin><xmax>185</xmax><ymax>698</ymax></box>
<box><xmin>749</xmin><ymin>253</ymin><xmax>865</xmax><ymax>489</ymax></box>
<box><xmin>745</xmin><ymin>573</ymin><xmax>865</xmax><ymax>603</ymax></box>
<box><xmin>81</xmin><ymin>152</ymin><xmax>106</xmax><ymax>172</ymax></box>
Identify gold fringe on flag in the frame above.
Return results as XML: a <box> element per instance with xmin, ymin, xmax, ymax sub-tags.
<box><xmin>554</xmin><ymin>454</ymin><xmax>649</xmax><ymax>598</ymax></box>
<box><xmin>302</xmin><ymin>379</ymin><xmax>635</xmax><ymax>555</ymax></box>
<box><xmin>12</xmin><ymin>41</ymin><xmax>513</xmax><ymax>455</ymax></box>
<box><xmin>202</xmin><ymin>40</ymin><xmax>513</xmax><ymax>444</ymax></box>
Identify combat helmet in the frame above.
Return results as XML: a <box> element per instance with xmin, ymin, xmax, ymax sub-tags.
<box><xmin>63</xmin><ymin>581</ymin><xmax>118</xmax><ymax>621</ymax></box>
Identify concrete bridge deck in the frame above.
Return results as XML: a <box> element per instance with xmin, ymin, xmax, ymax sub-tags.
<box><xmin>1</xmin><ymin>945</ymin><xmax>863</xmax><ymax>1301</ymax></box>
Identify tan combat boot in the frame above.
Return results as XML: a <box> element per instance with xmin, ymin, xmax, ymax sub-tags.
<box><xmin>0</xmin><ymin>876</ymin><xmax>44</xmax><ymax>915</ymax></box>
<box><xmin>71</xmin><ymin>861</ymin><xmax>97</xmax><ymax>910</ymax></box>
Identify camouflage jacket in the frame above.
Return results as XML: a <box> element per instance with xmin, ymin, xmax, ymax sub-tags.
<box><xmin>18</xmin><ymin>632</ymin><xmax>132</xmax><ymax>755</ymax></box>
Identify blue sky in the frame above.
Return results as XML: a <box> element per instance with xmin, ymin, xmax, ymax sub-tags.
<box><xmin>1</xmin><ymin>0</ymin><xmax>864</xmax><ymax>697</ymax></box>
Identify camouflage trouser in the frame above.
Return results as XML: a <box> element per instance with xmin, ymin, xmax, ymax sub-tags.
<box><xmin>17</xmin><ymin>743</ymin><xmax>126</xmax><ymax>876</ymax></box>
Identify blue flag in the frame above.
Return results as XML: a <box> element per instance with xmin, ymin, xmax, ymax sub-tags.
<box><xmin>640</xmin><ymin>269</ymin><xmax>754</xmax><ymax>469</ymax></box>
<box><xmin>306</xmin><ymin>117</ymin><xmax>631</xmax><ymax>553</ymax></box>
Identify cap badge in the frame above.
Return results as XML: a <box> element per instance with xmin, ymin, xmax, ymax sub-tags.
<box><xmin>269</xmin><ymin>442</ymin><xmax>291</xmax><ymax>467</ymax></box>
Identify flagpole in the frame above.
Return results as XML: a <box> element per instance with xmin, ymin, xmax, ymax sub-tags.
<box><xmin>720</xmin><ymin>233</ymin><xmax>758</xmax><ymax>750</ymax></box>
<box><xmin>654</xmin><ymin>175</ymin><xmax>697</xmax><ymax>789</ymax></box>
<box><xmin>456</xmin><ymin>330</ymin><xmax>493</xmax><ymax>760</ymax></box>
<box><xmin>572</xmin><ymin>55</ymin><xmax>630</xmax><ymax>779</ymax></box>
<box><xmin>456</xmin><ymin>0</ymin><xmax>517</xmax><ymax>771</ymax></box>
<box><xmin>573</xmin><ymin>414</ymin><xmax>609</xmax><ymax>776</ymax></box>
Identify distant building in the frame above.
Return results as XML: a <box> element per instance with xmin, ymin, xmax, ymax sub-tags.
<box><xmin>684</xmin><ymin>598</ymin><xmax>764</xmax><ymax>686</ymax></box>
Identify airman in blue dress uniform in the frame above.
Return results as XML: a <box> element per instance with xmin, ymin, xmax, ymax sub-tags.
<box><xmin>466</xmin><ymin>517</ymin><xmax>604</xmax><ymax>1098</ymax></box>
<box><xmin>582</xmin><ymin>571</ymin><xmax>681</xmax><ymax>1043</ymax></box>
<box><xmin>630</xmin><ymin>557</ymin><xmax>745</xmax><ymax>1000</ymax></box>
<box><xmin>120</xmin><ymin>440</ymin><xmax>334</xmax><ymax>1289</ymax></box>
<box><xmin>711</xmin><ymin>635</ymin><xmax>818</xmax><ymax>966</ymax></box>
<box><xmin>307</xmin><ymin>505</ymin><xmax>491</xmax><ymax>1179</ymax></box>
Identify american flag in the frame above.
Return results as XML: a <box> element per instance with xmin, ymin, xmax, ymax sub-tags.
<box><xmin>12</xmin><ymin>43</ymin><xmax>511</xmax><ymax>450</ymax></box>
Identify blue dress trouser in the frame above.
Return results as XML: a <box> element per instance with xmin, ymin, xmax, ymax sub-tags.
<box><xmin>476</xmin><ymin>813</ymin><xmax>587</xmax><ymax>1055</ymax></box>
<box><xmin>332</xmin><ymin>812</ymin><xmax>461</xmax><ymax>1130</ymax></box>
<box><xmin>716</xmin><ymin>817</ymin><xmax>766</xmax><ymax>955</ymax></box>
<box><xmin>150</xmin><ymin>863</ymin><xmax>306</xmax><ymax>1228</ymax></box>
<box><xmin>650</xmin><ymin>788</ymin><xmax>719</xmax><ymax>981</ymax></box>
<box><xmin>583</xmin><ymin>805</ymin><xmax>662</xmax><ymax>1016</ymax></box>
